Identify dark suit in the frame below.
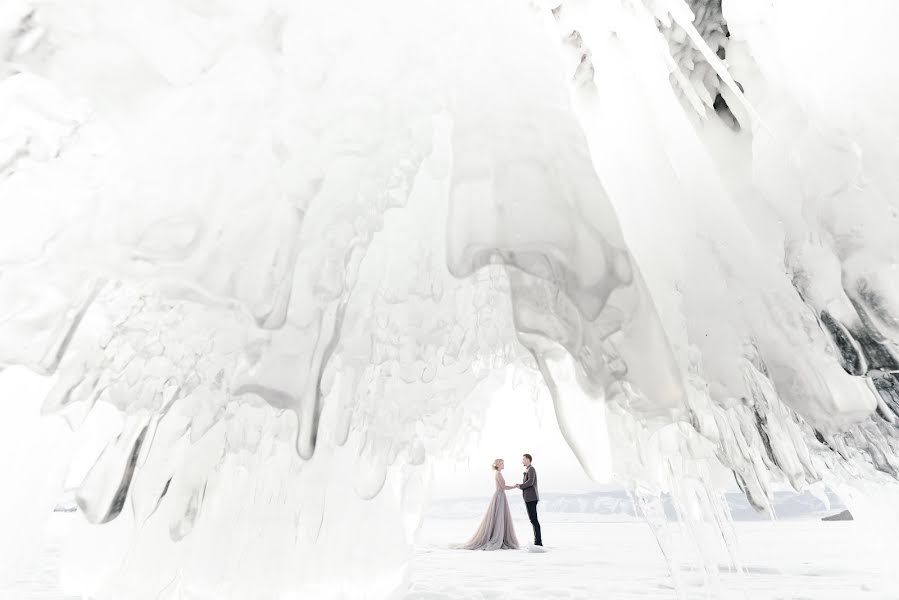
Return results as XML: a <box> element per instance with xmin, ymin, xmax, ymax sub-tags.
<box><xmin>521</xmin><ymin>465</ymin><xmax>542</xmax><ymax>545</ymax></box>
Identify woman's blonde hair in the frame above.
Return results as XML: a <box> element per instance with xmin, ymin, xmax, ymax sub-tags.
<box><xmin>492</xmin><ymin>459</ymin><xmax>504</xmax><ymax>471</ymax></box>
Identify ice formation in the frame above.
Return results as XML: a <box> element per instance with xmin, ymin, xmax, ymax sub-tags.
<box><xmin>1</xmin><ymin>0</ymin><xmax>898</xmax><ymax>597</ymax></box>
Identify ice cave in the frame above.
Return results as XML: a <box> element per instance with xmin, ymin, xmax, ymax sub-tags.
<box><xmin>1</xmin><ymin>0</ymin><xmax>898</xmax><ymax>598</ymax></box>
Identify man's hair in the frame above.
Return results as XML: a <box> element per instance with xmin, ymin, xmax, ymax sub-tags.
<box><xmin>523</xmin><ymin>453</ymin><xmax>532</xmax><ymax>462</ymax></box>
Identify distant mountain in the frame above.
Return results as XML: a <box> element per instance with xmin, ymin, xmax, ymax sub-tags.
<box><xmin>53</xmin><ymin>489</ymin><xmax>78</xmax><ymax>513</ymax></box>
<box><xmin>428</xmin><ymin>489</ymin><xmax>846</xmax><ymax>522</ymax></box>
<box><xmin>55</xmin><ymin>487</ymin><xmax>847</xmax><ymax>521</ymax></box>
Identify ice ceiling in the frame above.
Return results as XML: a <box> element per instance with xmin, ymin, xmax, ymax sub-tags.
<box><xmin>1</xmin><ymin>0</ymin><xmax>898</xmax><ymax>597</ymax></box>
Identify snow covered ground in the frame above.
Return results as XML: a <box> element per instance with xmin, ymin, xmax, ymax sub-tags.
<box><xmin>3</xmin><ymin>511</ymin><xmax>892</xmax><ymax>599</ymax></box>
<box><xmin>409</xmin><ymin>515</ymin><xmax>892</xmax><ymax>600</ymax></box>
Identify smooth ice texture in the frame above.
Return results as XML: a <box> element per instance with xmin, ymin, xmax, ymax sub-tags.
<box><xmin>1</xmin><ymin>0</ymin><xmax>899</xmax><ymax>598</ymax></box>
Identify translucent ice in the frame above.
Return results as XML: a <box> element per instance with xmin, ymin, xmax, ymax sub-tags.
<box><xmin>1</xmin><ymin>0</ymin><xmax>898</xmax><ymax>597</ymax></box>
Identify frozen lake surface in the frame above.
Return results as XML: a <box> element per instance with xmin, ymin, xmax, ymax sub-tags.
<box><xmin>409</xmin><ymin>516</ymin><xmax>892</xmax><ymax>600</ymax></box>
<box><xmin>2</xmin><ymin>512</ymin><xmax>892</xmax><ymax>599</ymax></box>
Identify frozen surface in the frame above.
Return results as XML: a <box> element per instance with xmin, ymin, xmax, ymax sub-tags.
<box><xmin>4</xmin><ymin>514</ymin><xmax>891</xmax><ymax>600</ymax></box>
<box><xmin>1</xmin><ymin>0</ymin><xmax>899</xmax><ymax>597</ymax></box>
<box><xmin>408</xmin><ymin>517</ymin><xmax>890</xmax><ymax>600</ymax></box>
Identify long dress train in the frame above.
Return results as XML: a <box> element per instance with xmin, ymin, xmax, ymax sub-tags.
<box><xmin>458</xmin><ymin>471</ymin><xmax>519</xmax><ymax>550</ymax></box>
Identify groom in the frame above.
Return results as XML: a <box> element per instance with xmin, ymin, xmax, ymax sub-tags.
<box><xmin>517</xmin><ymin>453</ymin><xmax>542</xmax><ymax>546</ymax></box>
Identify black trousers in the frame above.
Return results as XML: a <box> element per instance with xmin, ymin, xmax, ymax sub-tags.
<box><xmin>525</xmin><ymin>500</ymin><xmax>542</xmax><ymax>545</ymax></box>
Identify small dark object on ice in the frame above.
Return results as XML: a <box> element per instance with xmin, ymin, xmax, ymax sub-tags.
<box><xmin>822</xmin><ymin>509</ymin><xmax>853</xmax><ymax>521</ymax></box>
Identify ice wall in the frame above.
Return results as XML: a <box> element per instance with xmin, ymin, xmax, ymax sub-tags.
<box><xmin>1</xmin><ymin>0</ymin><xmax>898</xmax><ymax>597</ymax></box>
<box><xmin>545</xmin><ymin>0</ymin><xmax>899</xmax><ymax>590</ymax></box>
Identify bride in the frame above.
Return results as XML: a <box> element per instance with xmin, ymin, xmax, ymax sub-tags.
<box><xmin>458</xmin><ymin>458</ymin><xmax>520</xmax><ymax>550</ymax></box>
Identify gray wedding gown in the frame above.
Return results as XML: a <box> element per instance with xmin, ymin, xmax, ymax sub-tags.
<box><xmin>458</xmin><ymin>471</ymin><xmax>519</xmax><ymax>550</ymax></box>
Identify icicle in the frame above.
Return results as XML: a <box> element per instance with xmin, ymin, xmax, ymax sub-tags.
<box><xmin>663</xmin><ymin>0</ymin><xmax>769</xmax><ymax>131</ymax></box>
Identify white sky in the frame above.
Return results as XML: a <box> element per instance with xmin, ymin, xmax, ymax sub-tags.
<box><xmin>429</xmin><ymin>375</ymin><xmax>614</xmax><ymax>499</ymax></box>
